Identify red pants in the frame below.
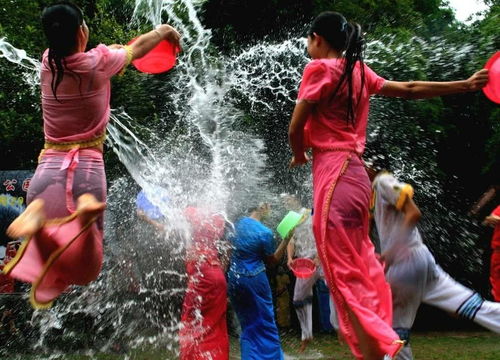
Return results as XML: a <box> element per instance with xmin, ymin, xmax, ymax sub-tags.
<box><xmin>179</xmin><ymin>261</ymin><xmax>229</xmax><ymax>360</ymax></box>
<box><xmin>491</xmin><ymin>249</ymin><xmax>500</xmax><ymax>302</ymax></box>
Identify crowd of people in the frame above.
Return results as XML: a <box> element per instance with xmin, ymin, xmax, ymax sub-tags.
<box><xmin>2</xmin><ymin>2</ymin><xmax>498</xmax><ymax>360</ymax></box>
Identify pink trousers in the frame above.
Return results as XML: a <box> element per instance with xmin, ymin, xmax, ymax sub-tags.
<box><xmin>313</xmin><ymin>153</ymin><xmax>402</xmax><ymax>359</ymax></box>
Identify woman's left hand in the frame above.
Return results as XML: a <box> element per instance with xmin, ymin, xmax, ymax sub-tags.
<box><xmin>484</xmin><ymin>214</ymin><xmax>500</xmax><ymax>227</ymax></box>
<box><xmin>289</xmin><ymin>153</ymin><xmax>310</xmax><ymax>168</ymax></box>
<box><xmin>157</xmin><ymin>24</ymin><xmax>182</xmax><ymax>52</ymax></box>
<box><xmin>313</xmin><ymin>257</ymin><xmax>321</xmax><ymax>266</ymax></box>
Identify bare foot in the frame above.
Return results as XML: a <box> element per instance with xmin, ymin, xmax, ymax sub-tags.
<box><xmin>298</xmin><ymin>338</ymin><xmax>311</xmax><ymax>353</ymax></box>
<box><xmin>6</xmin><ymin>199</ymin><xmax>46</xmax><ymax>239</ymax></box>
<box><xmin>76</xmin><ymin>194</ymin><xmax>106</xmax><ymax>225</ymax></box>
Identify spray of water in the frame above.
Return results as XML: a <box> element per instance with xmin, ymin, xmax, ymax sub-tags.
<box><xmin>0</xmin><ymin>37</ymin><xmax>40</xmax><ymax>89</ymax></box>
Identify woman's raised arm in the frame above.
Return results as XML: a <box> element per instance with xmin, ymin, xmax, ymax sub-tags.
<box><xmin>379</xmin><ymin>69</ymin><xmax>489</xmax><ymax>99</ymax></box>
<box><xmin>128</xmin><ymin>24</ymin><xmax>181</xmax><ymax>61</ymax></box>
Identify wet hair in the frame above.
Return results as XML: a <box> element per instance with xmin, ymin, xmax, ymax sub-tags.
<box><xmin>41</xmin><ymin>1</ymin><xmax>84</xmax><ymax>101</ymax></box>
<box><xmin>246</xmin><ymin>205</ymin><xmax>259</xmax><ymax>214</ymax></box>
<box><xmin>246</xmin><ymin>202</ymin><xmax>269</xmax><ymax>214</ymax></box>
<box><xmin>309</xmin><ymin>11</ymin><xmax>365</xmax><ymax>125</ymax></box>
<box><xmin>280</xmin><ymin>193</ymin><xmax>304</xmax><ymax>207</ymax></box>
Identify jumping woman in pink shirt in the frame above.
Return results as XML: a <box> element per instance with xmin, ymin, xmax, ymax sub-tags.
<box><xmin>288</xmin><ymin>11</ymin><xmax>488</xmax><ymax>360</ymax></box>
<box><xmin>5</xmin><ymin>1</ymin><xmax>180</xmax><ymax>309</ymax></box>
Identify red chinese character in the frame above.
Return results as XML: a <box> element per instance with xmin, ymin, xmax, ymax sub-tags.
<box><xmin>22</xmin><ymin>178</ymin><xmax>31</xmax><ymax>192</ymax></box>
<box><xmin>3</xmin><ymin>179</ymin><xmax>17</xmax><ymax>192</ymax></box>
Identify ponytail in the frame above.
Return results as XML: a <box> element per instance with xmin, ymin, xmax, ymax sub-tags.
<box><xmin>309</xmin><ymin>12</ymin><xmax>366</xmax><ymax>125</ymax></box>
<box><xmin>41</xmin><ymin>2</ymin><xmax>84</xmax><ymax>101</ymax></box>
<box><xmin>340</xmin><ymin>22</ymin><xmax>365</xmax><ymax>125</ymax></box>
<box><xmin>47</xmin><ymin>47</ymin><xmax>66</xmax><ymax>102</ymax></box>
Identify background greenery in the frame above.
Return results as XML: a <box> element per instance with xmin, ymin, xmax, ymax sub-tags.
<box><xmin>0</xmin><ymin>0</ymin><xmax>498</xmax><ymax>191</ymax></box>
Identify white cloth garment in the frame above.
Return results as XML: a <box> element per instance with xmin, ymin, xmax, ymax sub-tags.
<box><xmin>373</xmin><ymin>173</ymin><xmax>500</xmax><ymax>360</ymax></box>
<box><xmin>292</xmin><ymin>208</ymin><xmax>321</xmax><ymax>341</ymax></box>
<box><xmin>293</xmin><ymin>269</ymin><xmax>321</xmax><ymax>340</ymax></box>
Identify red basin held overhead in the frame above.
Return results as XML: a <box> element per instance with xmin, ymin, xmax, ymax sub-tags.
<box><xmin>128</xmin><ymin>37</ymin><xmax>178</xmax><ymax>74</ymax></box>
<box><xmin>483</xmin><ymin>51</ymin><xmax>500</xmax><ymax>104</ymax></box>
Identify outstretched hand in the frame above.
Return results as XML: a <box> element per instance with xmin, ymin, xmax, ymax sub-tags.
<box><xmin>157</xmin><ymin>24</ymin><xmax>182</xmax><ymax>53</ymax></box>
<box><xmin>466</xmin><ymin>69</ymin><xmax>489</xmax><ymax>91</ymax></box>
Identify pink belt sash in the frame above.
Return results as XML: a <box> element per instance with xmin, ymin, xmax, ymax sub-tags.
<box><xmin>61</xmin><ymin>148</ymin><xmax>79</xmax><ymax>213</ymax></box>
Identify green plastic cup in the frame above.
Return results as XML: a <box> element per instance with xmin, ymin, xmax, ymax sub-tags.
<box><xmin>277</xmin><ymin>211</ymin><xmax>303</xmax><ymax>239</ymax></box>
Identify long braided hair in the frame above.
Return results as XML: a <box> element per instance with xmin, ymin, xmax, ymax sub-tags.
<box><xmin>309</xmin><ymin>12</ymin><xmax>366</xmax><ymax>125</ymax></box>
<box><xmin>41</xmin><ymin>1</ymin><xmax>84</xmax><ymax>101</ymax></box>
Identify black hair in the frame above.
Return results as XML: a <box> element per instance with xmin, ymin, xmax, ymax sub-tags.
<box><xmin>41</xmin><ymin>1</ymin><xmax>84</xmax><ymax>101</ymax></box>
<box><xmin>246</xmin><ymin>206</ymin><xmax>258</xmax><ymax>214</ymax></box>
<box><xmin>246</xmin><ymin>202</ymin><xmax>269</xmax><ymax>214</ymax></box>
<box><xmin>309</xmin><ymin>11</ymin><xmax>365</xmax><ymax>125</ymax></box>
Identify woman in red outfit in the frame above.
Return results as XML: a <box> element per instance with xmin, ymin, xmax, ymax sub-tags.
<box><xmin>485</xmin><ymin>205</ymin><xmax>500</xmax><ymax>301</ymax></box>
<box><xmin>179</xmin><ymin>207</ymin><xmax>229</xmax><ymax>360</ymax></box>
<box><xmin>288</xmin><ymin>11</ymin><xmax>488</xmax><ymax>360</ymax></box>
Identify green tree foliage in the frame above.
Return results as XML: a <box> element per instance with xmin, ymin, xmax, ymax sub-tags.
<box><xmin>0</xmin><ymin>0</ymin><xmax>498</xmax><ymax>191</ymax></box>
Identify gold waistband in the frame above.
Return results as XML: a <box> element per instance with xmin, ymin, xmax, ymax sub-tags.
<box><xmin>43</xmin><ymin>133</ymin><xmax>106</xmax><ymax>151</ymax></box>
<box><xmin>39</xmin><ymin>134</ymin><xmax>106</xmax><ymax>163</ymax></box>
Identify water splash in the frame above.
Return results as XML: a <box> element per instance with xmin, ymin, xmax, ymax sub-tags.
<box><xmin>126</xmin><ymin>0</ymin><xmax>274</xmax><ymax>217</ymax></box>
<box><xmin>0</xmin><ymin>37</ymin><xmax>40</xmax><ymax>89</ymax></box>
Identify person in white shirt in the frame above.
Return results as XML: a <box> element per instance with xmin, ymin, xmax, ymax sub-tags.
<box><xmin>283</xmin><ymin>194</ymin><xmax>323</xmax><ymax>352</ymax></box>
<box><xmin>371</xmin><ymin>172</ymin><xmax>500</xmax><ymax>360</ymax></box>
